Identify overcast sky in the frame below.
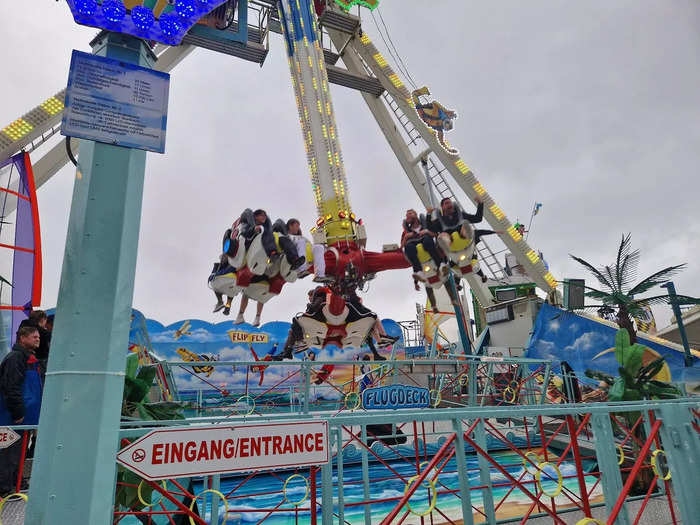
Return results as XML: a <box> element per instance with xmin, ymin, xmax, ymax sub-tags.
<box><xmin>2</xmin><ymin>1</ymin><xmax>699</xmax><ymax>332</ymax></box>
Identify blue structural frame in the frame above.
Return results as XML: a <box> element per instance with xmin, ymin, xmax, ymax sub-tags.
<box><xmin>25</xmin><ymin>32</ymin><xmax>153</xmax><ymax>525</ymax></box>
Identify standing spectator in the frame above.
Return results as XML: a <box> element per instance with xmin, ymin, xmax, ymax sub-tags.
<box><xmin>0</xmin><ymin>325</ymin><xmax>43</xmax><ymax>496</ymax></box>
<box><xmin>18</xmin><ymin>310</ymin><xmax>51</xmax><ymax>364</ymax></box>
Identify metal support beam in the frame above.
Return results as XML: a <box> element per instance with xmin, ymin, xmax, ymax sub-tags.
<box><xmin>657</xmin><ymin>404</ymin><xmax>700</xmax><ymax>524</ymax></box>
<box><xmin>25</xmin><ymin>32</ymin><xmax>153</xmax><ymax>524</ymax></box>
<box><xmin>590</xmin><ymin>413</ymin><xmax>631</xmax><ymax>525</ymax></box>
<box><xmin>452</xmin><ymin>419</ymin><xmax>475</xmax><ymax>525</ymax></box>
<box><xmin>661</xmin><ymin>281</ymin><xmax>694</xmax><ymax>367</ymax></box>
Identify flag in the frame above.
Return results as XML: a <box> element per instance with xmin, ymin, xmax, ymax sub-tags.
<box><xmin>533</xmin><ymin>202</ymin><xmax>543</xmax><ymax>216</ymax></box>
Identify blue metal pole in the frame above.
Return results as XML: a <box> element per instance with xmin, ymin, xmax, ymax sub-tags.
<box><xmin>590</xmin><ymin>413</ymin><xmax>631</xmax><ymax>525</ymax></box>
<box><xmin>25</xmin><ymin>32</ymin><xmax>153</xmax><ymax>525</ymax></box>
<box><xmin>360</xmin><ymin>424</ymin><xmax>371</xmax><ymax>524</ymax></box>
<box><xmin>321</xmin><ymin>459</ymin><xmax>334</xmax><ymax>525</ymax></box>
<box><xmin>661</xmin><ymin>282</ymin><xmax>694</xmax><ymax>367</ymax></box>
<box><xmin>451</xmin><ymin>419</ymin><xmax>475</xmax><ymax>525</ymax></box>
<box><xmin>656</xmin><ymin>404</ymin><xmax>700</xmax><ymax>524</ymax></box>
<box><xmin>448</xmin><ymin>273</ymin><xmax>472</xmax><ymax>354</ymax></box>
<box><xmin>473</xmin><ymin>419</ymin><xmax>496</xmax><ymax>523</ymax></box>
<box><xmin>335</xmin><ymin>427</ymin><xmax>345</xmax><ymax>525</ymax></box>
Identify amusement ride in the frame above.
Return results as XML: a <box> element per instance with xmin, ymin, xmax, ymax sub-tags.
<box><xmin>0</xmin><ymin>1</ymin><xmax>698</xmax><ymax>525</ymax></box>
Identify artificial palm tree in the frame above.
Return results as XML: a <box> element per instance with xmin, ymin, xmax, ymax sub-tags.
<box><xmin>570</xmin><ymin>233</ymin><xmax>699</xmax><ymax>344</ymax></box>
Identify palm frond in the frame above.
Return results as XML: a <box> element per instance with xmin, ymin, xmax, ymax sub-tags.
<box><xmin>628</xmin><ymin>264</ymin><xmax>687</xmax><ymax>296</ymax></box>
<box><xmin>569</xmin><ymin>254</ymin><xmax>614</xmax><ymax>290</ymax></box>
<box><xmin>601</xmin><ymin>265</ymin><xmax>619</xmax><ymax>293</ymax></box>
<box><xmin>618</xmin><ymin>249</ymin><xmax>641</xmax><ymax>291</ymax></box>
<box><xmin>633</xmin><ymin>294</ymin><xmax>700</xmax><ymax>310</ymax></box>
<box><xmin>615</xmin><ymin>234</ymin><xmax>634</xmax><ymax>290</ymax></box>
<box><xmin>584</xmin><ymin>289</ymin><xmax>617</xmax><ymax>303</ymax></box>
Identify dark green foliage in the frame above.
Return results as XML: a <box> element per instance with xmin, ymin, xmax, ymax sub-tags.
<box><xmin>115</xmin><ymin>353</ymin><xmax>185</xmax><ymax>514</ymax></box>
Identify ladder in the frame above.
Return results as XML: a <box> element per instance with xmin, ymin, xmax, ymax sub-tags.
<box><xmin>339</xmin><ymin>22</ymin><xmax>557</xmax><ymax>293</ymax></box>
<box><xmin>379</xmin><ymin>92</ymin><xmax>507</xmax><ymax>280</ymax></box>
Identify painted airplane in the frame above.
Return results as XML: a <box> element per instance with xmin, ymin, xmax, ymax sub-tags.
<box><xmin>173</xmin><ymin>320</ymin><xmax>192</xmax><ymax>340</ymax></box>
<box><xmin>175</xmin><ymin>347</ymin><xmax>217</xmax><ymax>377</ymax></box>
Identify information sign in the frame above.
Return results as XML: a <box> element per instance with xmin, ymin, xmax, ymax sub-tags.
<box><xmin>61</xmin><ymin>50</ymin><xmax>170</xmax><ymax>153</ymax></box>
<box><xmin>0</xmin><ymin>427</ymin><xmax>20</xmax><ymax>449</ymax></box>
<box><xmin>117</xmin><ymin>421</ymin><xmax>329</xmax><ymax>480</ymax></box>
<box><xmin>362</xmin><ymin>384</ymin><xmax>430</xmax><ymax>410</ymax></box>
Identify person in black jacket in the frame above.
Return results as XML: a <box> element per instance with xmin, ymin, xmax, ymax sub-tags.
<box><xmin>244</xmin><ymin>209</ymin><xmax>305</xmax><ymax>270</ymax></box>
<box><xmin>0</xmin><ymin>325</ymin><xmax>43</xmax><ymax>496</ymax></box>
<box><xmin>17</xmin><ymin>310</ymin><xmax>51</xmax><ymax>364</ymax></box>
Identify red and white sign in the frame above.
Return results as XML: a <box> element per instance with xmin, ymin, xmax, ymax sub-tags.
<box><xmin>117</xmin><ymin>421</ymin><xmax>329</xmax><ymax>480</ymax></box>
<box><xmin>0</xmin><ymin>427</ymin><xmax>20</xmax><ymax>449</ymax></box>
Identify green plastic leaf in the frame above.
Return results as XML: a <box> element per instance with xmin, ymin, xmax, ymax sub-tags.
<box><xmin>609</xmin><ymin>377</ymin><xmax>625</xmax><ymax>401</ymax></box>
<box><xmin>125</xmin><ymin>353</ymin><xmax>139</xmax><ymax>380</ymax></box>
<box><xmin>124</xmin><ymin>376</ymin><xmax>151</xmax><ymax>403</ymax></box>
<box><xmin>614</xmin><ymin>329</ymin><xmax>631</xmax><ymax>365</ymax></box>
<box><xmin>624</xmin><ymin>344</ymin><xmax>645</xmax><ymax>377</ymax></box>
<box><xmin>136</xmin><ymin>403</ymin><xmax>153</xmax><ymax>421</ymax></box>
<box><xmin>135</xmin><ymin>365</ymin><xmax>157</xmax><ymax>387</ymax></box>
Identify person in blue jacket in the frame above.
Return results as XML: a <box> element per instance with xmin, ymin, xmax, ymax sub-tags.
<box><xmin>0</xmin><ymin>325</ymin><xmax>43</xmax><ymax>496</ymax></box>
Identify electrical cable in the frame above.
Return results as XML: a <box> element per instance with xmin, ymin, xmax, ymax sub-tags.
<box><xmin>65</xmin><ymin>136</ymin><xmax>78</xmax><ymax>167</ymax></box>
<box><xmin>376</xmin><ymin>6</ymin><xmax>419</xmax><ymax>89</ymax></box>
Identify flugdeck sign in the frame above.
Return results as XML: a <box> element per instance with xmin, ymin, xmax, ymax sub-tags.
<box><xmin>117</xmin><ymin>421</ymin><xmax>329</xmax><ymax>480</ymax></box>
<box><xmin>362</xmin><ymin>384</ymin><xmax>430</xmax><ymax>410</ymax></box>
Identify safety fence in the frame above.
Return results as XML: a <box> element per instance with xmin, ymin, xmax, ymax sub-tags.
<box><xmin>2</xmin><ymin>399</ymin><xmax>698</xmax><ymax>524</ymax></box>
<box><xmin>165</xmin><ymin>356</ymin><xmax>557</xmax><ymax>421</ymax></box>
<box><xmin>102</xmin><ymin>398</ymin><xmax>699</xmax><ymax>524</ymax></box>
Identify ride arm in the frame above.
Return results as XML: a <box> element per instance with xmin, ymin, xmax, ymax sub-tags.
<box><xmin>1</xmin><ymin>352</ymin><xmax>27</xmax><ymax>421</ymax></box>
<box><xmin>474</xmin><ymin>229</ymin><xmax>498</xmax><ymax>246</ymax></box>
<box><xmin>462</xmin><ymin>201</ymin><xmax>484</xmax><ymax>224</ymax></box>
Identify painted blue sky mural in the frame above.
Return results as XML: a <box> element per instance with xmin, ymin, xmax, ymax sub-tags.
<box><xmin>526</xmin><ymin>303</ymin><xmax>697</xmax><ymax>385</ymax></box>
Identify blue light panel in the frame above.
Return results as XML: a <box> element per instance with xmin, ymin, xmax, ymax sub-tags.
<box><xmin>66</xmin><ymin>0</ymin><xmax>229</xmax><ymax>46</ymax></box>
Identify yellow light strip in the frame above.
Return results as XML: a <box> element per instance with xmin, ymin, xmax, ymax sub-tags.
<box><xmin>507</xmin><ymin>226</ymin><xmax>522</xmax><ymax>242</ymax></box>
<box><xmin>2</xmin><ymin>118</ymin><xmax>34</xmax><ymax>141</ymax></box>
<box><xmin>489</xmin><ymin>204</ymin><xmax>504</xmax><ymax>220</ymax></box>
<box><xmin>473</xmin><ymin>182</ymin><xmax>486</xmax><ymax>195</ymax></box>
<box><xmin>544</xmin><ymin>272</ymin><xmax>558</xmax><ymax>289</ymax></box>
<box><xmin>455</xmin><ymin>159</ymin><xmax>469</xmax><ymax>174</ymax></box>
<box><xmin>40</xmin><ymin>96</ymin><xmax>64</xmax><ymax>116</ymax></box>
<box><xmin>360</xmin><ymin>33</ymin><xmax>371</xmax><ymax>45</ymax></box>
<box><xmin>526</xmin><ymin>250</ymin><xmax>540</xmax><ymax>264</ymax></box>
<box><xmin>388</xmin><ymin>73</ymin><xmax>404</xmax><ymax>88</ymax></box>
<box><xmin>373</xmin><ymin>53</ymin><xmax>387</xmax><ymax>68</ymax></box>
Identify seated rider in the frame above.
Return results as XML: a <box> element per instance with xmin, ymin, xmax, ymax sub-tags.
<box><xmin>401</xmin><ymin>208</ymin><xmax>443</xmax><ymax>282</ymax></box>
<box><xmin>210</xmin><ymin>253</ymin><xmax>236</xmax><ymax>313</ymax></box>
<box><xmin>286</xmin><ymin>218</ymin><xmax>327</xmax><ymax>280</ymax></box>
<box><xmin>274</xmin><ymin>287</ymin><xmax>329</xmax><ymax>361</ymax></box>
<box><xmin>244</xmin><ymin>209</ymin><xmax>305</xmax><ymax>270</ymax></box>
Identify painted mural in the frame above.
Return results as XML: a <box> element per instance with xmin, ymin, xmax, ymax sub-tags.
<box><xmin>128</xmin><ymin>309</ymin><xmax>405</xmax><ymax>401</ymax></box>
<box><xmin>526</xmin><ymin>303</ymin><xmax>698</xmax><ymax>385</ymax></box>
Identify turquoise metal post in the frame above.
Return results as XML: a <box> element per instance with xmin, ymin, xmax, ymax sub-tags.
<box><xmin>448</xmin><ymin>273</ymin><xmax>472</xmax><ymax>354</ymax></box>
<box><xmin>321</xmin><ymin>458</ymin><xmax>334</xmax><ymax>524</ymax></box>
<box><xmin>360</xmin><ymin>424</ymin><xmax>372</xmax><ymax>524</ymax></box>
<box><xmin>661</xmin><ymin>282</ymin><xmax>694</xmax><ymax>367</ymax></box>
<box><xmin>303</xmin><ymin>362</ymin><xmax>310</xmax><ymax>414</ymax></box>
<box><xmin>335</xmin><ymin>427</ymin><xmax>345</xmax><ymax>525</ymax></box>
<box><xmin>539</xmin><ymin>362</ymin><xmax>551</xmax><ymax>405</ymax></box>
<box><xmin>473</xmin><ymin>419</ymin><xmax>496</xmax><ymax>523</ymax></box>
<box><xmin>211</xmin><ymin>474</ymin><xmax>221</xmax><ymax>524</ymax></box>
<box><xmin>590</xmin><ymin>413</ymin><xmax>631</xmax><ymax>525</ymax></box>
<box><xmin>25</xmin><ymin>32</ymin><xmax>154</xmax><ymax>525</ymax></box>
<box><xmin>656</xmin><ymin>404</ymin><xmax>700</xmax><ymax>524</ymax></box>
<box><xmin>451</xmin><ymin>419</ymin><xmax>475</xmax><ymax>525</ymax></box>
<box><xmin>468</xmin><ymin>360</ymin><xmax>477</xmax><ymax>406</ymax></box>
